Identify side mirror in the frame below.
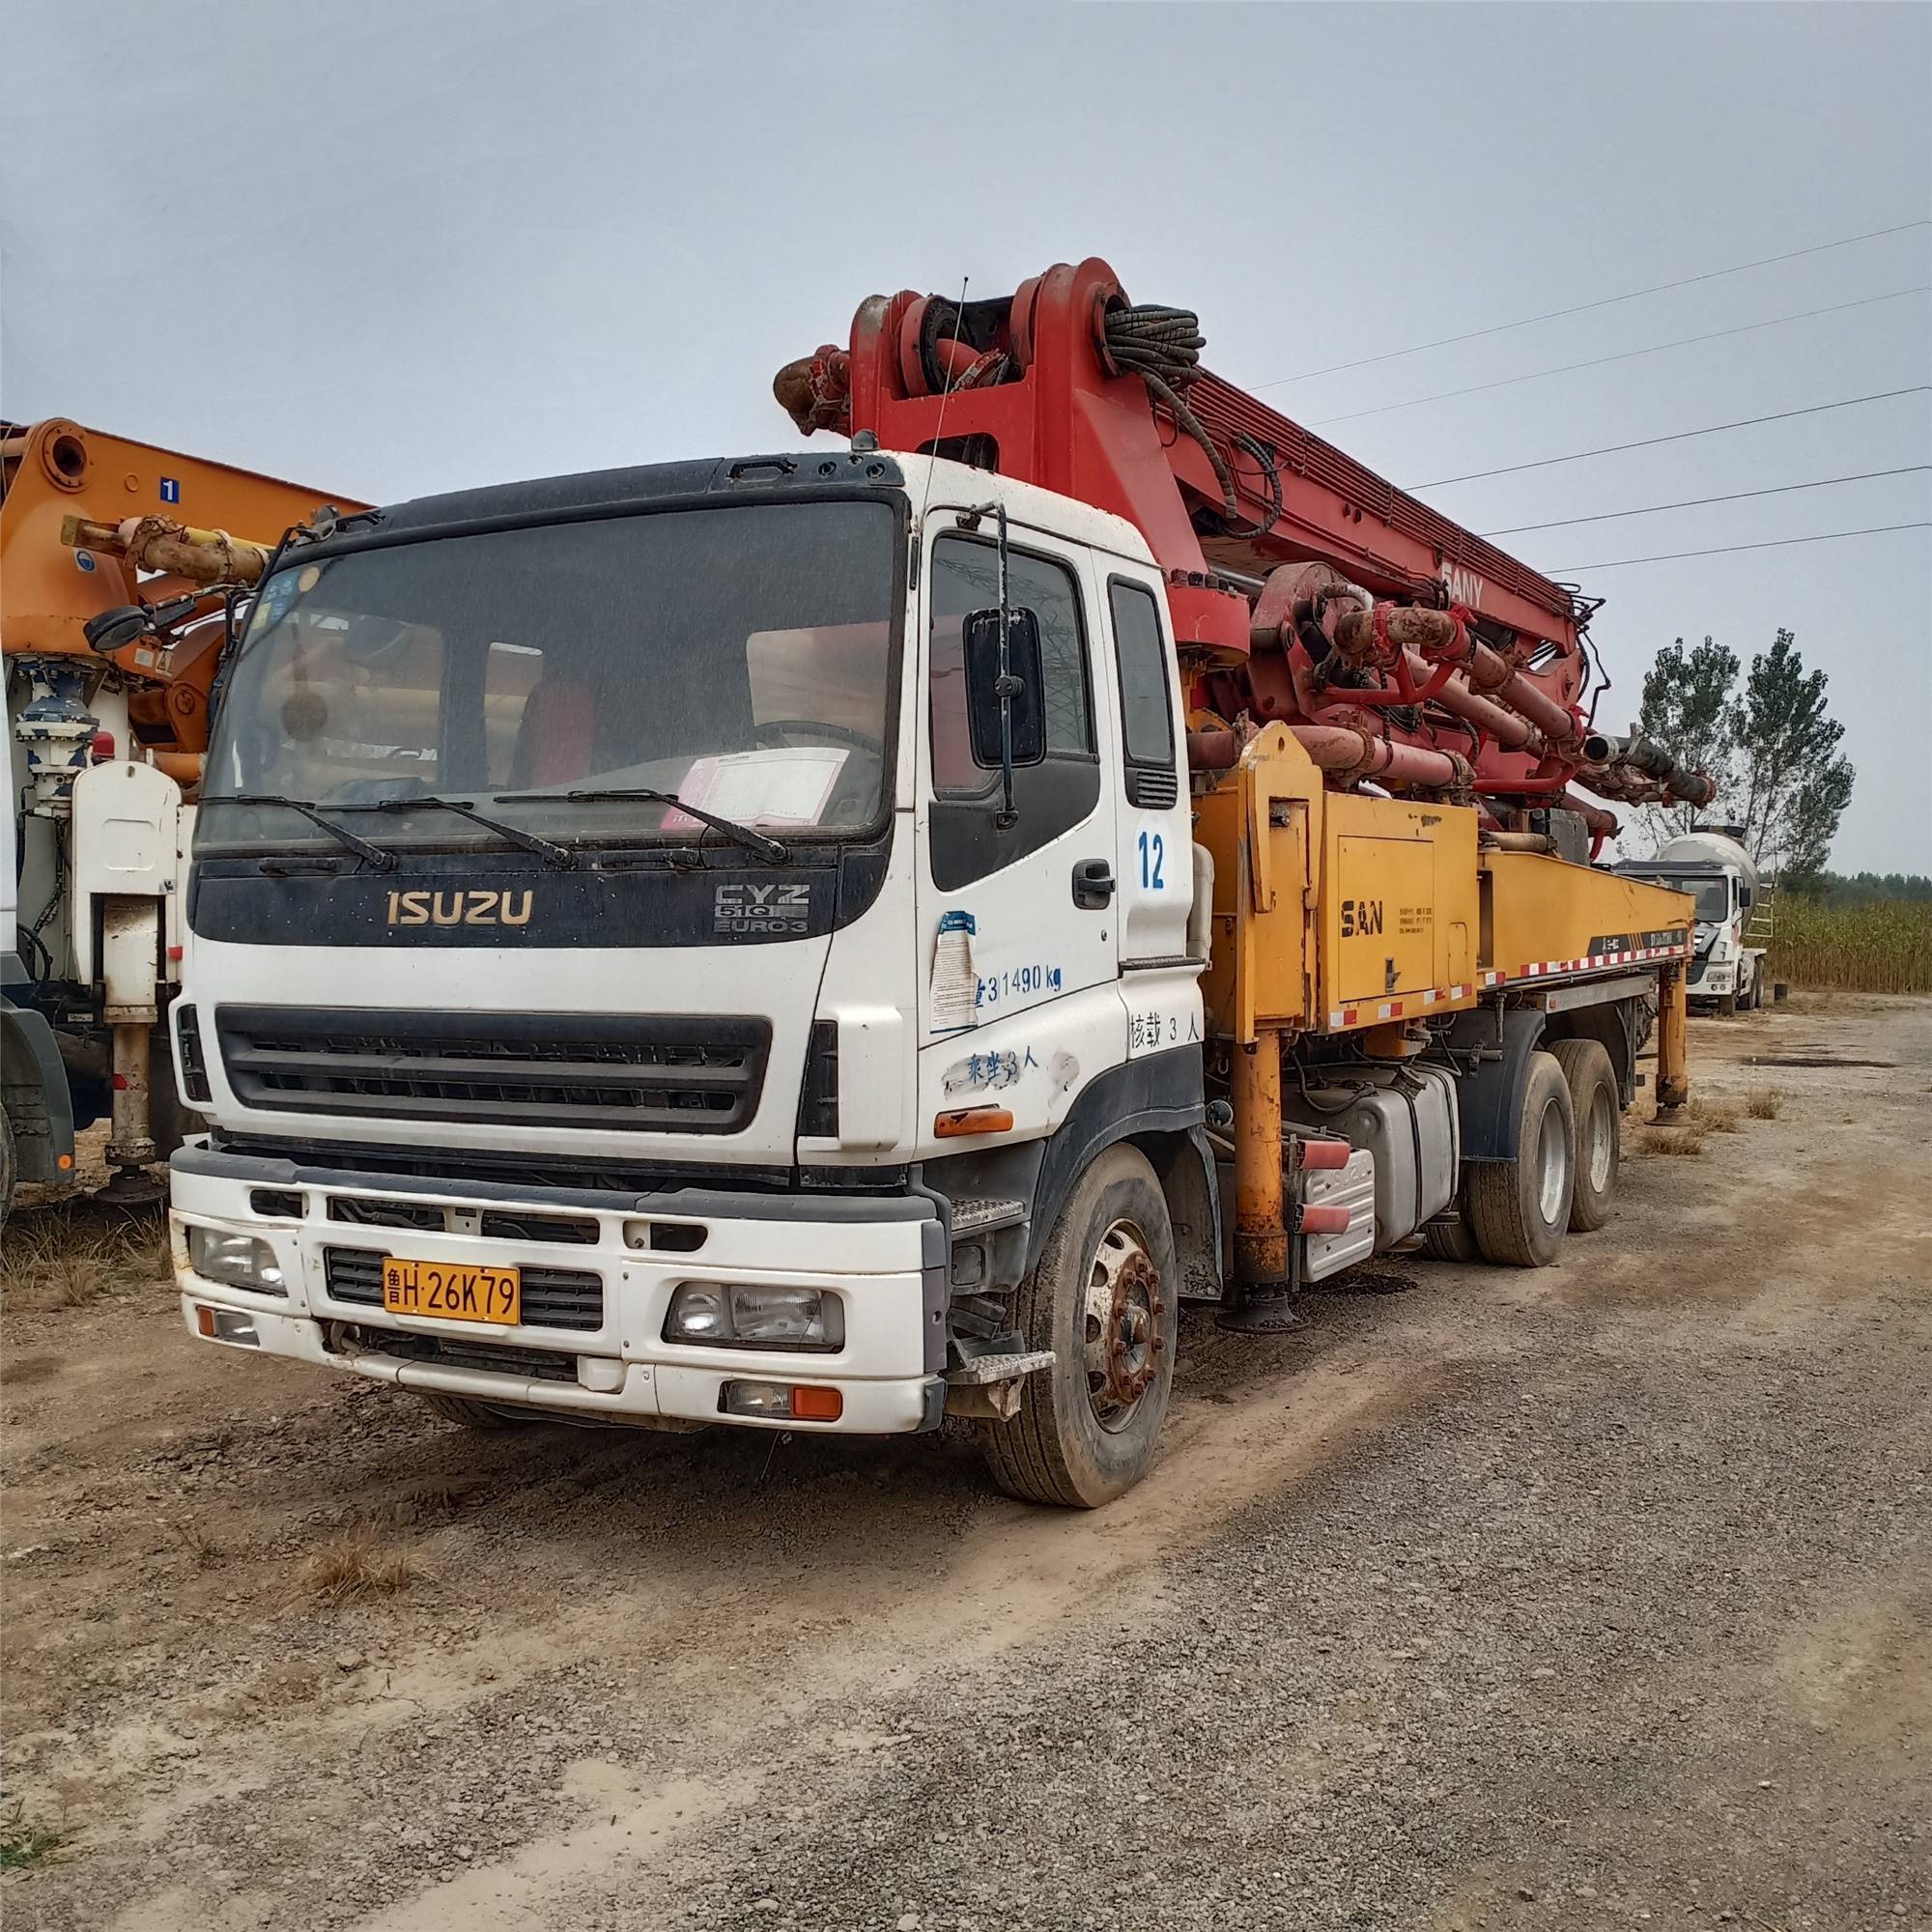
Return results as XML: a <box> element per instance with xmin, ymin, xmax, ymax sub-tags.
<box><xmin>1739</xmin><ymin>884</ymin><xmax>1753</xmax><ymax>907</ymax></box>
<box><xmin>962</xmin><ymin>606</ymin><xmax>1046</xmax><ymax>770</ymax></box>
<box><xmin>82</xmin><ymin>606</ymin><xmax>156</xmax><ymax>656</ymax></box>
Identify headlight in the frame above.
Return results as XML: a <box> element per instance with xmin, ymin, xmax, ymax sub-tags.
<box><xmin>663</xmin><ymin>1282</ymin><xmax>844</xmax><ymax>1351</ymax></box>
<box><xmin>187</xmin><ymin>1227</ymin><xmax>286</xmax><ymax>1295</ymax></box>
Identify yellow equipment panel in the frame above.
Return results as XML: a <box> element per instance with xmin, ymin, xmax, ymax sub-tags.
<box><xmin>1195</xmin><ymin>726</ymin><xmax>1692</xmax><ymax>1046</ymax></box>
<box><xmin>1319</xmin><ymin>790</ymin><xmax>1479</xmax><ymax>1021</ymax></box>
<box><xmin>1483</xmin><ymin>850</ymin><xmax>1693</xmax><ymax>980</ymax></box>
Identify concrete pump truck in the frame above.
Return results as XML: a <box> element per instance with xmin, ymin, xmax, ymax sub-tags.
<box><xmin>166</xmin><ymin>261</ymin><xmax>1710</xmax><ymax>1506</ymax></box>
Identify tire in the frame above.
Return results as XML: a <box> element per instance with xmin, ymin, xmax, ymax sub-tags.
<box><xmin>1717</xmin><ymin>988</ymin><xmax>1738</xmax><ymax>1018</ymax></box>
<box><xmin>1548</xmin><ymin>1037</ymin><xmax>1618</xmax><ymax>1233</ymax></box>
<box><xmin>1466</xmin><ymin>1049</ymin><xmax>1575</xmax><ymax>1267</ymax></box>
<box><xmin>414</xmin><ymin>1391</ymin><xmax>533</xmax><ymax>1431</ymax></box>
<box><xmin>0</xmin><ymin>1099</ymin><xmax>14</xmax><ymax>1236</ymax></box>
<box><xmin>1422</xmin><ymin>1187</ymin><xmax>1480</xmax><ymax>1262</ymax></box>
<box><xmin>981</xmin><ymin>1144</ymin><xmax>1178</xmax><ymax>1509</ymax></box>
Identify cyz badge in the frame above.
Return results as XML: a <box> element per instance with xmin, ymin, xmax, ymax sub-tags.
<box><xmin>714</xmin><ymin>882</ymin><xmax>811</xmax><ymax>935</ymax></box>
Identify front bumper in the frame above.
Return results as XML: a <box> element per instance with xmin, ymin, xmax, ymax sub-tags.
<box><xmin>1688</xmin><ymin>954</ymin><xmax>1736</xmax><ymax>996</ymax></box>
<box><xmin>169</xmin><ymin>1145</ymin><xmax>947</xmax><ymax>1435</ymax></box>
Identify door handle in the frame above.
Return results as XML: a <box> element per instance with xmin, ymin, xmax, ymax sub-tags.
<box><xmin>1072</xmin><ymin>860</ymin><xmax>1116</xmax><ymax>910</ymax></box>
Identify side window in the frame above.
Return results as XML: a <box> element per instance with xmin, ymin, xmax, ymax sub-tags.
<box><xmin>926</xmin><ymin>532</ymin><xmax>1102</xmax><ymax>890</ymax></box>
<box><xmin>1107</xmin><ymin>580</ymin><xmax>1178</xmax><ymax>808</ymax></box>
<box><xmin>929</xmin><ymin>535</ymin><xmax>1093</xmax><ymax>792</ymax></box>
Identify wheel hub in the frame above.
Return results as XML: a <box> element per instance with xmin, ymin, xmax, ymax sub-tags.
<box><xmin>1082</xmin><ymin>1220</ymin><xmax>1165</xmax><ymax>1431</ymax></box>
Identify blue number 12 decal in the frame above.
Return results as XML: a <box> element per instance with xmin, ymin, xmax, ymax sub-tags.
<box><xmin>1137</xmin><ymin>830</ymin><xmax>1165</xmax><ymax>890</ymax></box>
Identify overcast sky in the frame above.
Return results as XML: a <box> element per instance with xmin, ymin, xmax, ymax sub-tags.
<box><xmin>5</xmin><ymin>1</ymin><xmax>1928</xmax><ymax>872</ymax></box>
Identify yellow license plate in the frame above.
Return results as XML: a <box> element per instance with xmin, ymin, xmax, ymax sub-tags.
<box><xmin>382</xmin><ymin>1258</ymin><xmax>521</xmax><ymax>1325</ymax></box>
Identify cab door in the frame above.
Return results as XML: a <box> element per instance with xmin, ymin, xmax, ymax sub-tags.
<box><xmin>914</xmin><ymin>515</ymin><xmax>1121</xmax><ymax>1134</ymax></box>
<box><xmin>1099</xmin><ymin>566</ymin><xmax>1192</xmax><ymax>970</ymax></box>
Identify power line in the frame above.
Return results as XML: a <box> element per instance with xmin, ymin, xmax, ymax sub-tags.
<box><xmin>1253</xmin><ymin>217</ymin><xmax>1932</xmax><ymax>389</ymax></box>
<box><xmin>1409</xmin><ymin>386</ymin><xmax>1932</xmax><ymax>490</ymax></box>
<box><xmin>1481</xmin><ymin>466</ymin><xmax>1932</xmax><ymax>536</ymax></box>
<box><xmin>1311</xmin><ymin>287</ymin><xmax>1929</xmax><ymax>428</ymax></box>
<box><xmin>1548</xmin><ymin>523</ymin><xmax>1932</xmax><ymax>573</ymax></box>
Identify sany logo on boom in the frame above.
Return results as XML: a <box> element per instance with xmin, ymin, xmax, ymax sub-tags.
<box><xmin>1441</xmin><ymin>563</ymin><xmax>1485</xmax><ymax>611</ymax></box>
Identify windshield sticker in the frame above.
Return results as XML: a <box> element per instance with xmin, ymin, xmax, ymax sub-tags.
<box><xmin>256</xmin><ymin>572</ymin><xmax>301</xmax><ymax>629</ymax></box>
<box><xmin>665</xmin><ymin>748</ymin><xmax>848</xmax><ymax>833</ymax></box>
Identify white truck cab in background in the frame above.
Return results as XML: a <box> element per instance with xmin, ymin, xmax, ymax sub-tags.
<box><xmin>1619</xmin><ymin>828</ymin><xmax>1766</xmax><ymax>1015</ymax></box>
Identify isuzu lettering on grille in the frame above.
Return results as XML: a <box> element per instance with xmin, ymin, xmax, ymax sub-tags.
<box><xmin>386</xmin><ymin>890</ymin><xmax>533</xmax><ymax>927</ymax></box>
<box><xmin>714</xmin><ymin>882</ymin><xmax>811</xmax><ymax>935</ymax></box>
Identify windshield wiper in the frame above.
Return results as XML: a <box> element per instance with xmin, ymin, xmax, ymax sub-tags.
<box><xmin>213</xmin><ymin>794</ymin><xmax>397</xmax><ymax>870</ymax></box>
<box><xmin>358</xmin><ymin>796</ymin><xmax>577</xmax><ymax>868</ymax></box>
<box><xmin>494</xmin><ymin>787</ymin><xmax>790</xmax><ymax>864</ymax></box>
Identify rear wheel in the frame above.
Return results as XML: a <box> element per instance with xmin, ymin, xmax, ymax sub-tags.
<box><xmin>415</xmin><ymin>1392</ymin><xmax>533</xmax><ymax>1431</ymax></box>
<box><xmin>1466</xmin><ymin>1049</ymin><xmax>1575</xmax><ymax>1267</ymax></box>
<box><xmin>1548</xmin><ymin>1037</ymin><xmax>1619</xmax><ymax>1232</ymax></box>
<box><xmin>1422</xmin><ymin>1183</ymin><xmax>1481</xmax><ymax>1262</ymax></box>
<box><xmin>982</xmin><ymin>1144</ymin><xmax>1178</xmax><ymax>1509</ymax></box>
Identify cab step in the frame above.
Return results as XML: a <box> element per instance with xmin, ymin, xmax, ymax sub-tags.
<box><xmin>949</xmin><ymin>1196</ymin><xmax>1029</xmax><ymax>1236</ymax></box>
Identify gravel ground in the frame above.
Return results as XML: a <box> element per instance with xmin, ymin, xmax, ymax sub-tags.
<box><xmin>1</xmin><ymin>996</ymin><xmax>1926</xmax><ymax>1931</ymax></box>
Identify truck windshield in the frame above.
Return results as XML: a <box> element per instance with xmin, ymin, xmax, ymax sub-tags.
<box><xmin>197</xmin><ymin>499</ymin><xmax>898</xmax><ymax>855</ymax></box>
<box><xmin>1637</xmin><ymin>874</ymin><xmax>1729</xmax><ymax>922</ymax></box>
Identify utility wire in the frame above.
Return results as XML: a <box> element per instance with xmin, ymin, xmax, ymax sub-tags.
<box><xmin>1548</xmin><ymin>523</ymin><xmax>1932</xmax><ymax>573</ymax></box>
<box><xmin>1409</xmin><ymin>386</ymin><xmax>1932</xmax><ymax>490</ymax></box>
<box><xmin>1253</xmin><ymin>217</ymin><xmax>1932</xmax><ymax>389</ymax></box>
<box><xmin>1481</xmin><ymin>466</ymin><xmax>1932</xmax><ymax>536</ymax></box>
<box><xmin>1311</xmin><ymin>287</ymin><xmax>1929</xmax><ymax>427</ymax></box>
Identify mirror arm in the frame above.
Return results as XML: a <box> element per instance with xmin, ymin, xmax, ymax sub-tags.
<box><xmin>974</xmin><ymin>500</ymin><xmax>1019</xmax><ymax>831</ymax></box>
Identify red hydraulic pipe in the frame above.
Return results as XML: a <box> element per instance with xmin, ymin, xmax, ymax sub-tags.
<box><xmin>1292</xmin><ymin>725</ymin><xmax>1463</xmax><ymax>789</ymax></box>
<box><xmin>1335</xmin><ymin>606</ymin><xmax>1582</xmax><ymax>748</ymax></box>
<box><xmin>1398</xmin><ymin>649</ymin><xmax>1540</xmax><ymax>752</ymax></box>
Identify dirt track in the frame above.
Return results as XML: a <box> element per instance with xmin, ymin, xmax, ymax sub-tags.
<box><xmin>3</xmin><ymin>997</ymin><xmax>1927</xmax><ymax>1930</ymax></box>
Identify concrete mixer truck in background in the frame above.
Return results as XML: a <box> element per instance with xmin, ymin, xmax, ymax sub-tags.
<box><xmin>1617</xmin><ymin>828</ymin><xmax>1768</xmax><ymax>1015</ymax></box>
<box><xmin>2</xmin><ymin>417</ymin><xmax>359</xmax><ymax>1226</ymax></box>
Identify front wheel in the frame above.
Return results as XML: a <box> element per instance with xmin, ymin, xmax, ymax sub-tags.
<box><xmin>982</xmin><ymin>1144</ymin><xmax>1178</xmax><ymax>1508</ymax></box>
<box><xmin>1466</xmin><ymin>1049</ymin><xmax>1575</xmax><ymax>1267</ymax></box>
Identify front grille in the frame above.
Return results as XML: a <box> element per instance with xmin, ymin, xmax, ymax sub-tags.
<box><xmin>214</xmin><ymin>1006</ymin><xmax>769</xmax><ymax>1134</ymax></box>
<box><xmin>327</xmin><ymin>1197</ymin><xmax>598</xmax><ymax>1245</ymax></box>
<box><xmin>322</xmin><ymin>1246</ymin><xmax>605</xmax><ymax>1331</ymax></box>
<box><xmin>332</xmin><ymin>1323</ymin><xmax>579</xmax><ymax>1384</ymax></box>
<box><xmin>330</xmin><ymin>1196</ymin><xmax>443</xmax><ymax>1234</ymax></box>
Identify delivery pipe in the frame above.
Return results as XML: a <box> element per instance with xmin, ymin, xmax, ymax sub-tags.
<box><xmin>1333</xmin><ymin>606</ymin><xmax>1584</xmax><ymax>749</ymax></box>
<box><xmin>1291</xmin><ymin>724</ymin><xmax>1463</xmax><ymax>789</ymax></box>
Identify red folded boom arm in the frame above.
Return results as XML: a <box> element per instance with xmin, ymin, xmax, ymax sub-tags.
<box><xmin>777</xmin><ymin>257</ymin><xmax>1713</xmax><ymax>821</ymax></box>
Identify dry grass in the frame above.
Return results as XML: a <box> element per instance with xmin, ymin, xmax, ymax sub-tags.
<box><xmin>1746</xmin><ymin>1087</ymin><xmax>1783</xmax><ymax>1120</ymax></box>
<box><xmin>1622</xmin><ymin>1111</ymin><xmax>1708</xmax><ymax>1159</ymax></box>
<box><xmin>297</xmin><ymin>1526</ymin><xmax>416</xmax><ymax>1605</ymax></box>
<box><xmin>1689</xmin><ymin>1094</ymin><xmax>1743</xmax><ymax>1134</ymax></box>
<box><xmin>0</xmin><ymin>1203</ymin><xmax>171</xmax><ymax>1313</ymax></box>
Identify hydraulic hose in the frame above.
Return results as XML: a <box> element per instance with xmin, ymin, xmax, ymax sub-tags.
<box><xmin>1104</xmin><ymin>305</ymin><xmax>1282</xmax><ymax>537</ymax></box>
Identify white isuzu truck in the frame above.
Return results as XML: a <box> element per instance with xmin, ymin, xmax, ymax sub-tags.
<box><xmin>168</xmin><ymin>455</ymin><xmax>1218</xmax><ymax>1502</ymax></box>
